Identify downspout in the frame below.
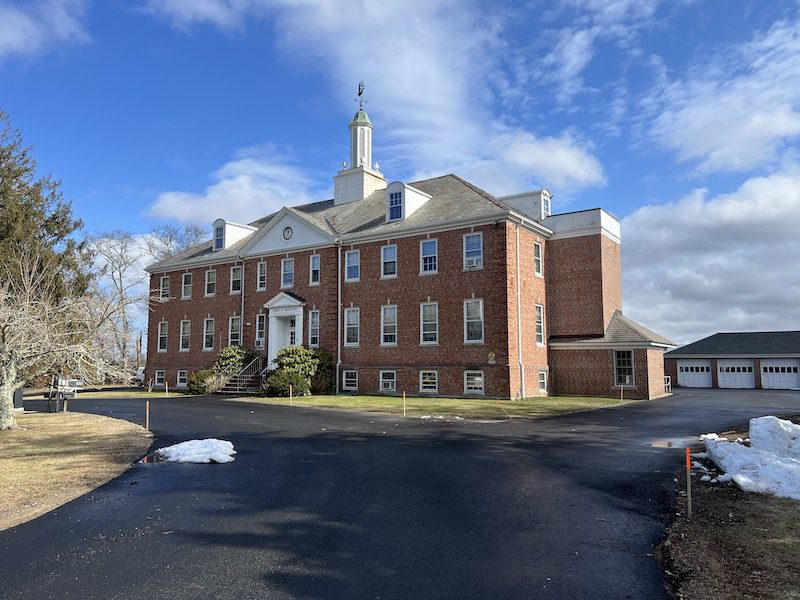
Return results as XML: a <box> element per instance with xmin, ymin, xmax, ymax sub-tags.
<box><xmin>240</xmin><ymin>259</ymin><xmax>245</xmax><ymax>345</ymax></box>
<box><xmin>515</xmin><ymin>223</ymin><xmax>525</xmax><ymax>399</ymax></box>
<box><xmin>336</xmin><ymin>240</ymin><xmax>342</xmax><ymax>394</ymax></box>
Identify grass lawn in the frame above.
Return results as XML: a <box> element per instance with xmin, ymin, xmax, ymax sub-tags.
<box><xmin>0</xmin><ymin>412</ymin><xmax>152</xmax><ymax>531</ymax></box>
<box><xmin>232</xmin><ymin>394</ymin><xmax>631</xmax><ymax>419</ymax></box>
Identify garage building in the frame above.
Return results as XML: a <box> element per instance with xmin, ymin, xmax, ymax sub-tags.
<box><xmin>664</xmin><ymin>331</ymin><xmax>800</xmax><ymax>390</ymax></box>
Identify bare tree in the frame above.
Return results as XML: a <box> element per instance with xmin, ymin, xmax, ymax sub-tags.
<box><xmin>0</xmin><ymin>248</ymin><xmax>126</xmax><ymax>430</ymax></box>
<box><xmin>145</xmin><ymin>224</ymin><xmax>206</xmax><ymax>263</ymax></box>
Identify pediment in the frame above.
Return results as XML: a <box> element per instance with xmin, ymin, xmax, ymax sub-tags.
<box><xmin>264</xmin><ymin>291</ymin><xmax>306</xmax><ymax>309</ymax></box>
<box><xmin>241</xmin><ymin>208</ymin><xmax>334</xmax><ymax>257</ymax></box>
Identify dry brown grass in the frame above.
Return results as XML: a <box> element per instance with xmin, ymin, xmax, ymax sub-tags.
<box><xmin>0</xmin><ymin>412</ymin><xmax>152</xmax><ymax>531</ymax></box>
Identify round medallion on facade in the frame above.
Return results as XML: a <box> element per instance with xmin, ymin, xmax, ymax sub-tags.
<box><xmin>283</xmin><ymin>226</ymin><xmax>293</xmax><ymax>240</ymax></box>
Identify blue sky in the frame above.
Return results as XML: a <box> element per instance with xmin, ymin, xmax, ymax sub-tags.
<box><xmin>2</xmin><ymin>0</ymin><xmax>800</xmax><ymax>344</ymax></box>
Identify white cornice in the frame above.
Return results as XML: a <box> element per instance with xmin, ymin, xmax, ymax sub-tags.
<box><xmin>549</xmin><ymin>341</ymin><xmax>674</xmax><ymax>350</ymax></box>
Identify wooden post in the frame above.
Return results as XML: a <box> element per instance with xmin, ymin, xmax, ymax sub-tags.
<box><xmin>146</xmin><ymin>400</ymin><xmax>150</xmax><ymax>431</ymax></box>
<box><xmin>403</xmin><ymin>391</ymin><xmax>406</xmax><ymax>417</ymax></box>
<box><xmin>63</xmin><ymin>398</ymin><xmax>68</xmax><ymax>413</ymax></box>
<box><xmin>685</xmin><ymin>447</ymin><xmax>692</xmax><ymax>520</ymax></box>
<box><xmin>289</xmin><ymin>384</ymin><xmax>293</xmax><ymax>406</ymax></box>
<box><xmin>165</xmin><ymin>381</ymin><xmax>169</xmax><ymax>397</ymax></box>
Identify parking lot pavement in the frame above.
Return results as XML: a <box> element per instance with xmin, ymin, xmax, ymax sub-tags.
<box><xmin>4</xmin><ymin>389</ymin><xmax>798</xmax><ymax>599</ymax></box>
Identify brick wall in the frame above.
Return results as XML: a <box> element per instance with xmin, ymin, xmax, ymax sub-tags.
<box><xmin>647</xmin><ymin>348</ymin><xmax>668</xmax><ymax>399</ymax></box>
<box><xmin>545</xmin><ymin>234</ymin><xmax>621</xmax><ymax>338</ymax></box>
<box><xmin>550</xmin><ymin>348</ymin><xmax>662</xmax><ymax>400</ymax></box>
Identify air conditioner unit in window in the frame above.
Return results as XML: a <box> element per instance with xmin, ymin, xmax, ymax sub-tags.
<box><xmin>254</xmin><ymin>339</ymin><xmax>264</xmax><ymax>349</ymax></box>
<box><xmin>465</xmin><ymin>257</ymin><xmax>482</xmax><ymax>269</ymax></box>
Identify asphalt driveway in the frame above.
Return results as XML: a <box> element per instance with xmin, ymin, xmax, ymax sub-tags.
<box><xmin>3</xmin><ymin>388</ymin><xmax>799</xmax><ymax>599</ymax></box>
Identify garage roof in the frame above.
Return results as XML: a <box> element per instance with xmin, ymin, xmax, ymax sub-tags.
<box><xmin>666</xmin><ymin>331</ymin><xmax>800</xmax><ymax>358</ymax></box>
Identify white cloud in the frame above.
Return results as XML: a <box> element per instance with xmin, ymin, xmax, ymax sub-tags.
<box><xmin>622</xmin><ymin>165</ymin><xmax>800</xmax><ymax>345</ymax></box>
<box><xmin>147</xmin><ymin>146</ymin><xmax>317</xmax><ymax>224</ymax></box>
<box><xmin>143</xmin><ymin>0</ymin><xmax>607</xmax><ymax>197</ymax></box>
<box><xmin>0</xmin><ymin>0</ymin><xmax>89</xmax><ymax>62</ymax></box>
<box><xmin>644</xmin><ymin>19</ymin><xmax>800</xmax><ymax>174</ymax></box>
<box><xmin>143</xmin><ymin>0</ymin><xmax>266</xmax><ymax>31</ymax></box>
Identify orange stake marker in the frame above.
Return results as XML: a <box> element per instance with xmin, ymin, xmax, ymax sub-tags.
<box><xmin>685</xmin><ymin>447</ymin><xmax>693</xmax><ymax>520</ymax></box>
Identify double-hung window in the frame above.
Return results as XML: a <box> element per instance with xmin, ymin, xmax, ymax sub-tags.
<box><xmin>309</xmin><ymin>254</ymin><xmax>321</xmax><ymax>285</ymax></box>
<box><xmin>538</xmin><ymin>370</ymin><xmax>548</xmax><ymax>393</ymax></box>
<box><xmin>344</xmin><ymin>307</ymin><xmax>360</xmax><ymax>346</ymax></box>
<box><xmin>205</xmin><ymin>270</ymin><xmax>216</xmax><ymax>296</ymax></box>
<box><xmin>179</xmin><ymin>320</ymin><xmax>190</xmax><ymax>351</ymax></box>
<box><xmin>345</xmin><ymin>250</ymin><xmax>360</xmax><ymax>282</ymax></box>
<box><xmin>420</xmin><ymin>302</ymin><xmax>438</xmax><ymax>345</ymax></box>
<box><xmin>535</xmin><ymin>304</ymin><xmax>545</xmax><ymax>346</ymax></box>
<box><xmin>308</xmin><ymin>310</ymin><xmax>320</xmax><ymax>347</ymax></box>
<box><xmin>256</xmin><ymin>262</ymin><xmax>267</xmax><ymax>291</ymax></box>
<box><xmin>534</xmin><ymin>242</ymin><xmax>543</xmax><ymax>276</ymax></box>
<box><xmin>464</xmin><ymin>298</ymin><xmax>484</xmax><ymax>343</ymax></box>
<box><xmin>159</xmin><ymin>276</ymin><xmax>170</xmax><ymax>300</ymax></box>
<box><xmin>255</xmin><ymin>314</ymin><xmax>266</xmax><ymax>349</ymax></box>
<box><xmin>381</xmin><ymin>245</ymin><xmax>397</xmax><ymax>278</ymax></box>
<box><xmin>181</xmin><ymin>273</ymin><xmax>192</xmax><ymax>299</ymax></box>
<box><xmin>614</xmin><ymin>351</ymin><xmax>634</xmax><ymax>387</ymax></box>
<box><xmin>420</xmin><ymin>239</ymin><xmax>438</xmax><ymax>274</ymax></box>
<box><xmin>463</xmin><ymin>233</ymin><xmax>483</xmax><ymax>269</ymax></box>
<box><xmin>342</xmin><ymin>370</ymin><xmax>358</xmax><ymax>391</ymax></box>
<box><xmin>154</xmin><ymin>370</ymin><xmax>165</xmax><ymax>385</ymax></box>
<box><xmin>230</xmin><ymin>266</ymin><xmax>242</xmax><ymax>294</ymax></box>
<box><xmin>176</xmin><ymin>370</ymin><xmax>188</xmax><ymax>387</ymax></box>
<box><xmin>388</xmin><ymin>192</ymin><xmax>402</xmax><ymax>221</ymax></box>
<box><xmin>380</xmin><ymin>371</ymin><xmax>396</xmax><ymax>392</ymax></box>
<box><xmin>203</xmin><ymin>318</ymin><xmax>215</xmax><ymax>351</ymax></box>
<box><xmin>281</xmin><ymin>258</ymin><xmax>294</xmax><ymax>287</ymax></box>
<box><xmin>157</xmin><ymin>321</ymin><xmax>168</xmax><ymax>352</ymax></box>
<box><xmin>381</xmin><ymin>305</ymin><xmax>397</xmax><ymax>346</ymax></box>
<box><xmin>464</xmin><ymin>371</ymin><xmax>484</xmax><ymax>395</ymax></box>
<box><xmin>214</xmin><ymin>225</ymin><xmax>224</xmax><ymax>250</ymax></box>
<box><xmin>420</xmin><ymin>370</ymin><xmax>438</xmax><ymax>393</ymax></box>
<box><xmin>229</xmin><ymin>316</ymin><xmax>241</xmax><ymax>346</ymax></box>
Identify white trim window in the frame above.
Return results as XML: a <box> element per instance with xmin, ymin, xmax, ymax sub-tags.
<box><xmin>155</xmin><ymin>370</ymin><xmax>165</xmax><ymax>386</ymax></box>
<box><xmin>342</xmin><ymin>370</ymin><xmax>358</xmax><ymax>391</ymax></box>
<box><xmin>380</xmin><ymin>371</ymin><xmax>397</xmax><ymax>392</ymax></box>
<box><xmin>281</xmin><ymin>258</ymin><xmax>294</xmax><ymax>288</ymax></box>
<box><xmin>181</xmin><ymin>273</ymin><xmax>192</xmax><ymax>299</ymax></box>
<box><xmin>420</xmin><ymin>370</ymin><xmax>438</xmax><ymax>393</ymax></box>
<box><xmin>176</xmin><ymin>370</ymin><xmax>188</xmax><ymax>388</ymax></box>
<box><xmin>203</xmin><ymin>318</ymin><xmax>215</xmax><ymax>351</ymax></box>
<box><xmin>255</xmin><ymin>314</ymin><xmax>266</xmax><ymax>349</ymax></box>
<box><xmin>381</xmin><ymin>244</ymin><xmax>397</xmax><ymax>279</ymax></box>
<box><xmin>179</xmin><ymin>320</ymin><xmax>190</xmax><ymax>352</ymax></box>
<box><xmin>463</xmin><ymin>232</ymin><xmax>483</xmax><ymax>270</ymax></box>
<box><xmin>388</xmin><ymin>191</ymin><xmax>403</xmax><ymax>222</ymax></box>
<box><xmin>309</xmin><ymin>254</ymin><xmax>321</xmax><ymax>285</ymax></box>
<box><xmin>344</xmin><ymin>307</ymin><xmax>360</xmax><ymax>346</ymax></box>
<box><xmin>213</xmin><ymin>225</ymin><xmax>224</xmax><ymax>250</ymax></box>
<box><xmin>159</xmin><ymin>275</ymin><xmax>170</xmax><ymax>300</ymax></box>
<box><xmin>534</xmin><ymin>242</ymin><xmax>543</xmax><ymax>277</ymax></box>
<box><xmin>157</xmin><ymin>321</ymin><xmax>168</xmax><ymax>352</ymax></box>
<box><xmin>420</xmin><ymin>239</ymin><xmax>438</xmax><ymax>274</ymax></box>
<box><xmin>464</xmin><ymin>298</ymin><xmax>484</xmax><ymax>344</ymax></box>
<box><xmin>614</xmin><ymin>350</ymin><xmax>635</xmax><ymax>387</ymax></box>
<box><xmin>381</xmin><ymin>305</ymin><xmax>397</xmax><ymax>346</ymax></box>
<box><xmin>420</xmin><ymin>302</ymin><xmax>438</xmax><ymax>345</ymax></box>
<box><xmin>345</xmin><ymin>250</ymin><xmax>360</xmax><ymax>282</ymax></box>
<box><xmin>535</xmin><ymin>304</ymin><xmax>545</xmax><ymax>346</ymax></box>
<box><xmin>464</xmin><ymin>371</ymin><xmax>484</xmax><ymax>395</ymax></box>
<box><xmin>308</xmin><ymin>310</ymin><xmax>320</xmax><ymax>347</ymax></box>
<box><xmin>230</xmin><ymin>265</ymin><xmax>242</xmax><ymax>294</ymax></box>
<box><xmin>228</xmin><ymin>316</ymin><xmax>241</xmax><ymax>347</ymax></box>
<box><xmin>256</xmin><ymin>261</ymin><xmax>267</xmax><ymax>291</ymax></box>
<box><xmin>538</xmin><ymin>370</ymin><xmax>548</xmax><ymax>393</ymax></box>
<box><xmin>205</xmin><ymin>269</ymin><xmax>216</xmax><ymax>296</ymax></box>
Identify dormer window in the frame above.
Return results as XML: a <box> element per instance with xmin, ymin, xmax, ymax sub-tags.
<box><xmin>542</xmin><ymin>195</ymin><xmax>551</xmax><ymax>218</ymax></box>
<box><xmin>213</xmin><ymin>225</ymin><xmax>224</xmax><ymax>250</ymax></box>
<box><xmin>388</xmin><ymin>191</ymin><xmax>403</xmax><ymax>222</ymax></box>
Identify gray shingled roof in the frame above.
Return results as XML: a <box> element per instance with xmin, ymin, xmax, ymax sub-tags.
<box><xmin>551</xmin><ymin>311</ymin><xmax>675</xmax><ymax>347</ymax></box>
<box><xmin>665</xmin><ymin>331</ymin><xmax>800</xmax><ymax>357</ymax></box>
<box><xmin>147</xmin><ymin>174</ymin><xmax>517</xmax><ymax>272</ymax></box>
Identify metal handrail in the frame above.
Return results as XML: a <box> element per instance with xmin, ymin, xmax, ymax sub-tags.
<box><xmin>664</xmin><ymin>375</ymin><xmax>672</xmax><ymax>394</ymax></box>
<box><xmin>229</xmin><ymin>356</ymin><xmax>263</xmax><ymax>392</ymax></box>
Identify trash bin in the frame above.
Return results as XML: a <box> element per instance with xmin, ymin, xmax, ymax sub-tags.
<box><xmin>13</xmin><ymin>388</ymin><xmax>23</xmax><ymax>409</ymax></box>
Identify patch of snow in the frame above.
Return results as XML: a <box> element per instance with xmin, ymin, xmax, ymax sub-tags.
<box><xmin>700</xmin><ymin>474</ymin><xmax>712</xmax><ymax>482</ymax></box>
<box><xmin>717</xmin><ymin>473</ymin><xmax>733</xmax><ymax>483</ymax></box>
<box><xmin>154</xmin><ymin>439</ymin><xmax>236</xmax><ymax>464</ymax></box>
<box><xmin>703</xmin><ymin>416</ymin><xmax>800</xmax><ymax>500</ymax></box>
<box><xmin>691</xmin><ymin>451</ymin><xmax>708</xmax><ymax>459</ymax></box>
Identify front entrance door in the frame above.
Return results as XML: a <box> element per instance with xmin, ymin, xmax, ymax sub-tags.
<box><xmin>264</xmin><ymin>292</ymin><xmax>306</xmax><ymax>368</ymax></box>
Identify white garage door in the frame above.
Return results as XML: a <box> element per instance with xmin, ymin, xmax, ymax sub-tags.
<box><xmin>677</xmin><ymin>360</ymin><xmax>712</xmax><ymax>387</ymax></box>
<box><xmin>761</xmin><ymin>359</ymin><xmax>800</xmax><ymax>390</ymax></box>
<box><xmin>717</xmin><ymin>359</ymin><xmax>755</xmax><ymax>389</ymax></box>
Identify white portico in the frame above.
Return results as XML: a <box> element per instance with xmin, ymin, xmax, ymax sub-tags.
<box><xmin>264</xmin><ymin>292</ymin><xmax>305</xmax><ymax>367</ymax></box>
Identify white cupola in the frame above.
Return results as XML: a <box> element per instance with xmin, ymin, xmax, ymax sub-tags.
<box><xmin>333</xmin><ymin>87</ymin><xmax>387</xmax><ymax>205</ymax></box>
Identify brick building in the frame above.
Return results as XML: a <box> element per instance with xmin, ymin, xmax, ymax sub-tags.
<box><xmin>144</xmin><ymin>108</ymin><xmax>673</xmax><ymax>399</ymax></box>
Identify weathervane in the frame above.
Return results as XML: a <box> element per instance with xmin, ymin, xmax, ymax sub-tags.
<box><xmin>356</xmin><ymin>80</ymin><xmax>366</xmax><ymax>109</ymax></box>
